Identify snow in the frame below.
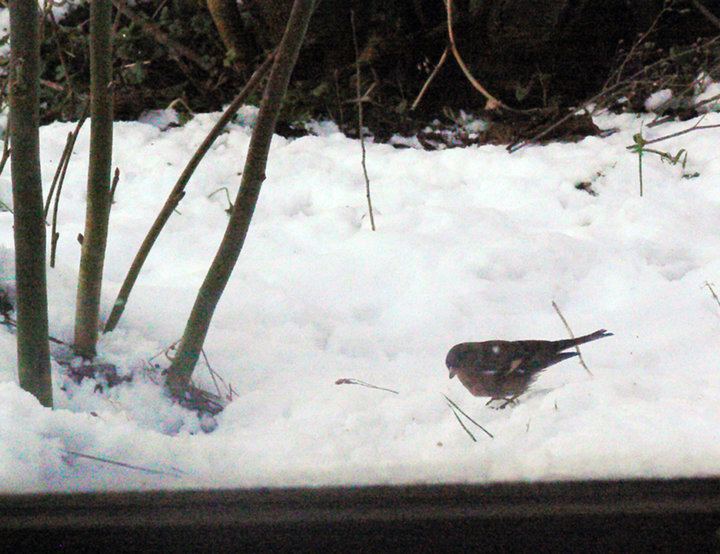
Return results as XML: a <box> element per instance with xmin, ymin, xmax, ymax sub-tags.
<box><xmin>695</xmin><ymin>72</ymin><xmax>720</xmax><ymax>113</ymax></box>
<box><xmin>644</xmin><ymin>88</ymin><xmax>673</xmax><ymax>112</ymax></box>
<box><xmin>3</xmin><ymin>105</ymin><xmax>720</xmax><ymax>492</ymax></box>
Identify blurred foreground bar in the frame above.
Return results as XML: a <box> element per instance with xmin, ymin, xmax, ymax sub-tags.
<box><xmin>2</xmin><ymin>477</ymin><xmax>720</xmax><ymax>551</ymax></box>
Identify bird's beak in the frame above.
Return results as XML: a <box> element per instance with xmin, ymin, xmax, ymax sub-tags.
<box><xmin>448</xmin><ymin>367</ymin><xmax>457</xmax><ymax>379</ymax></box>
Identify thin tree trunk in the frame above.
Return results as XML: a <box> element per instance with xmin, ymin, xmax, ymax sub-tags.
<box><xmin>9</xmin><ymin>0</ymin><xmax>53</xmax><ymax>406</ymax></box>
<box><xmin>73</xmin><ymin>0</ymin><xmax>113</xmax><ymax>358</ymax></box>
<box><xmin>103</xmin><ymin>52</ymin><xmax>275</xmax><ymax>334</ymax></box>
<box><xmin>165</xmin><ymin>0</ymin><xmax>317</xmax><ymax>396</ymax></box>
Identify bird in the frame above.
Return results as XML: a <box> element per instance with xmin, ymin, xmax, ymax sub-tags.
<box><xmin>446</xmin><ymin>329</ymin><xmax>612</xmax><ymax>407</ymax></box>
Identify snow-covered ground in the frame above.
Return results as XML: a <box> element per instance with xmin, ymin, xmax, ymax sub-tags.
<box><xmin>2</xmin><ymin>103</ymin><xmax>720</xmax><ymax>492</ymax></box>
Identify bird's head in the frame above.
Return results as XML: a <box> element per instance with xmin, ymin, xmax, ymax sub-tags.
<box><xmin>446</xmin><ymin>343</ymin><xmax>468</xmax><ymax>379</ymax></box>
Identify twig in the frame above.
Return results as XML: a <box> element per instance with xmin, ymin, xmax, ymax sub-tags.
<box><xmin>64</xmin><ymin>450</ymin><xmax>185</xmax><ymax>477</ymax></box>
<box><xmin>410</xmin><ymin>46</ymin><xmax>449</xmax><ymax>111</ymax></box>
<box><xmin>0</xmin><ymin>123</ymin><xmax>11</xmax><ymax>178</ymax></box>
<box><xmin>602</xmin><ymin>1</ymin><xmax>670</xmax><ymax>91</ymax></box>
<box><xmin>509</xmin><ymin>34</ymin><xmax>720</xmax><ymax>153</ymax></box>
<box><xmin>109</xmin><ymin>167</ymin><xmax>120</xmax><ymax>205</ymax></box>
<box><xmin>47</xmin><ymin>7</ymin><xmax>78</xmax><ymax>99</ymax></box>
<box><xmin>449</xmin><ymin>404</ymin><xmax>476</xmax><ymax>441</ymax></box>
<box><xmin>691</xmin><ymin>0</ymin><xmax>720</xmax><ymax>30</ymax></box>
<box><xmin>161</xmin><ymin>339</ymin><xmax>181</xmax><ymax>362</ymax></box>
<box><xmin>49</xmin><ymin>118</ymin><xmax>89</xmax><ymax>268</ymax></box>
<box><xmin>631</xmin><ymin>117</ymin><xmax>720</xmax><ymax>147</ymax></box>
<box><xmin>50</xmin><ymin>231</ymin><xmax>60</xmax><ymax>268</ymax></box>
<box><xmin>442</xmin><ymin>394</ymin><xmax>494</xmax><ymax>439</ymax></box>
<box><xmin>638</xmin><ymin>135</ymin><xmax>644</xmax><ymax>197</ymax></box>
<box><xmin>507</xmin><ymin>106</ymin><xmax>593</xmax><ymax>153</ymax></box>
<box><xmin>704</xmin><ymin>281</ymin><xmax>720</xmax><ymax>308</ymax></box>
<box><xmin>2</xmin><ymin>316</ymin><xmax>70</xmax><ymax>346</ymax></box>
<box><xmin>350</xmin><ymin>10</ymin><xmax>376</xmax><ymax>231</ymax></box>
<box><xmin>44</xmin><ymin>102</ymin><xmax>89</xmax><ymax>218</ymax></box>
<box><xmin>445</xmin><ymin>0</ymin><xmax>502</xmax><ymax>109</ymax></box>
<box><xmin>689</xmin><ymin>92</ymin><xmax>720</xmax><ymax>114</ymax></box>
<box><xmin>551</xmin><ymin>301</ymin><xmax>593</xmax><ymax>376</ymax></box>
<box><xmin>208</xmin><ymin>186</ymin><xmax>235</xmax><ymax>214</ymax></box>
<box><xmin>335</xmin><ymin>378</ymin><xmax>399</xmax><ymax>395</ymax></box>
<box><xmin>45</xmin><ymin>131</ymin><xmax>73</xmax><ymax>220</ymax></box>
<box><xmin>49</xmin><ymin>125</ymin><xmax>86</xmax><ymax>268</ymax></box>
<box><xmin>40</xmin><ymin>78</ymin><xmax>67</xmax><ymax>93</ymax></box>
<box><xmin>200</xmin><ymin>348</ymin><xmax>233</xmax><ymax>399</ymax></box>
<box><xmin>144</xmin><ymin>342</ymin><xmax>232</xmax><ymax>406</ymax></box>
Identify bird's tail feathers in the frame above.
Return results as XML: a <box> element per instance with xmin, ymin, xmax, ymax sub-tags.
<box><xmin>557</xmin><ymin>329</ymin><xmax>612</xmax><ymax>350</ymax></box>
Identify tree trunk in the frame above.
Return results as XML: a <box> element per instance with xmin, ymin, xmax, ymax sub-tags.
<box><xmin>9</xmin><ymin>0</ymin><xmax>53</xmax><ymax>406</ymax></box>
<box><xmin>73</xmin><ymin>0</ymin><xmax>114</xmax><ymax>358</ymax></box>
<box><xmin>206</xmin><ymin>0</ymin><xmax>259</xmax><ymax>73</ymax></box>
<box><xmin>103</xmin><ymin>53</ymin><xmax>274</xmax><ymax>334</ymax></box>
<box><xmin>165</xmin><ymin>0</ymin><xmax>317</xmax><ymax>397</ymax></box>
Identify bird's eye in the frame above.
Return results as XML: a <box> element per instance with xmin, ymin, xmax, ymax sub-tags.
<box><xmin>491</xmin><ymin>345</ymin><xmax>501</xmax><ymax>355</ymax></box>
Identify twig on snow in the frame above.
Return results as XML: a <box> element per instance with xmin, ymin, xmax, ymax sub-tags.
<box><xmin>551</xmin><ymin>300</ymin><xmax>593</xmax><ymax>376</ymax></box>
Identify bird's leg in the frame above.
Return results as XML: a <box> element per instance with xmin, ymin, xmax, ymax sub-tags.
<box><xmin>486</xmin><ymin>396</ymin><xmax>519</xmax><ymax>409</ymax></box>
<box><xmin>498</xmin><ymin>396</ymin><xmax>519</xmax><ymax>409</ymax></box>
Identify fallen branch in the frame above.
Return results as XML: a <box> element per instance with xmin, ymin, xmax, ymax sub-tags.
<box><xmin>64</xmin><ymin>449</ymin><xmax>185</xmax><ymax>477</ymax></box>
<box><xmin>335</xmin><ymin>378</ymin><xmax>399</xmax><ymax>395</ymax></box>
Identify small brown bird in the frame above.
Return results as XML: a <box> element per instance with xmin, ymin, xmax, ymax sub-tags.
<box><xmin>446</xmin><ymin>329</ymin><xmax>612</xmax><ymax>407</ymax></box>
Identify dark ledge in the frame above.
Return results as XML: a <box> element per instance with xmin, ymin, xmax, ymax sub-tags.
<box><xmin>2</xmin><ymin>477</ymin><xmax>720</xmax><ymax>551</ymax></box>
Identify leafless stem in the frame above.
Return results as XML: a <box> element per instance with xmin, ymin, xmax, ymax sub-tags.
<box><xmin>351</xmin><ymin>10</ymin><xmax>376</xmax><ymax>231</ymax></box>
<box><xmin>44</xmin><ymin>102</ymin><xmax>89</xmax><ymax>218</ymax></box>
<box><xmin>48</xmin><ymin>104</ymin><xmax>89</xmax><ymax>268</ymax></box>
<box><xmin>410</xmin><ymin>46</ymin><xmax>449</xmax><ymax>111</ymax></box>
<box><xmin>49</xmin><ymin>133</ymin><xmax>81</xmax><ymax>267</ymax></box>
<box><xmin>602</xmin><ymin>1</ymin><xmax>671</xmax><ymax>90</ymax></box>
<box><xmin>47</xmin><ymin>7</ymin><xmax>77</xmax><ymax>98</ymax></box>
<box><xmin>0</xmin><ymin>125</ymin><xmax>11</xmax><ymax>178</ymax></box>
<box><xmin>445</xmin><ymin>0</ymin><xmax>502</xmax><ymax>109</ymax></box>
<box><xmin>109</xmin><ymin>167</ymin><xmax>120</xmax><ymax>205</ymax></box>
<box><xmin>45</xmin><ymin>132</ymin><xmax>73</xmax><ymax>219</ymax></box>
<box><xmin>691</xmin><ymin>0</ymin><xmax>720</xmax><ymax>30</ymax></box>
<box><xmin>633</xmin><ymin>117</ymin><xmax>720</xmax><ymax>147</ymax></box>
<box><xmin>510</xmin><ymin>34</ymin><xmax>720</xmax><ymax>153</ymax></box>
<box><xmin>104</xmin><ymin>52</ymin><xmax>275</xmax><ymax>333</ymax></box>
